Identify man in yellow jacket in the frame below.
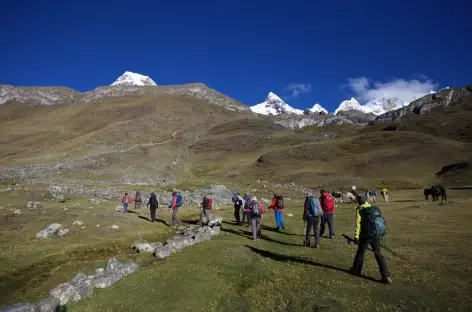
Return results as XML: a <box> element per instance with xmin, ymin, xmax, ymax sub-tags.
<box><xmin>350</xmin><ymin>194</ymin><xmax>392</xmax><ymax>284</ymax></box>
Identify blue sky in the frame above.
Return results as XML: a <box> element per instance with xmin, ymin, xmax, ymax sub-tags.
<box><xmin>1</xmin><ymin>0</ymin><xmax>470</xmax><ymax>112</ymax></box>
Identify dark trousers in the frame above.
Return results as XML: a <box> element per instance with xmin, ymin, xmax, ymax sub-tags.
<box><xmin>305</xmin><ymin>217</ymin><xmax>320</xmax><ymax>247</ymax></box>
<box><xmin>242</xmin><ymin>210</ymin><xmax>250</xmax><ymax>225</ymax></box>
<box><xmin>352</xmin><ymin>236</ymin><xmax>390</xmax><ymax>279</ymax></box>
<box><xmin>172</xmin><ymin>207</ymin><xmax>179</xmax><ymax>225</ymax></box>
<box><xmin>200</xmin><ymin>209</ymin><xmax>211</xmax><ymax>225</ymax></box>
<box><xmin>234</xmin><ymin>205</ymin><xmax>241</xmax><ymax>224</ymax></box>
<box><xmin>320</xmin><ymin>213</ymin><xmax>334</xmax><ymax>237</ymax></box>
<box><xmin>149</xmin><ymin>205</ymin><xmax>157</xmax><ymax>221</ymax></box>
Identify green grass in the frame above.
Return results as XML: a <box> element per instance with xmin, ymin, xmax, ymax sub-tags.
<box><xmin>2</xmin><ymin>187</ymin><xmax>472</xmax><ymax>311</ymax></box>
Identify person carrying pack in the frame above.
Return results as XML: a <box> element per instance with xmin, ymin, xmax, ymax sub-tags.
<box><xmin>121</xmin><ymin>192</ymin><xmax>131</xmax><ymax>213</ymax></box>
<box><xmin>303</xmin><ymin>191</ymin><xmax>323</xmax><ymax>248</ymax></box>
<box><xmin>247</xmin><ymin>197</ymin><xmax>265</xmax><ymax>240</ymax></box>
<box><xmin>146</xmin><ymin>192</ymin><xmax>159</xmax><ymax>222</ymax></box>
<box><xmin>233</xmin><ymin>192</ymin><xmax>243</xmax><ymax>225</ymax></box>
<box><xmin>200</xmin><ymin>194</ymin><xmax>212</xmax><ymax>226</ymax></box>
<box><xmin>242</xmin><ymin>193</ymin><xmax>251</xmax><ymax>226</ymax></box>
<box><xmin>134</xmin><ymin>191</ymin><xmax>142</xmax><ymax>214</ymax></box>
<box><xmin>381</xmin><ymin>188</ymin><xmax>389</xmax><ymax>202</ymax></box>
<box><xmin>269</xmin><ymin>193</ymin><xmax>285</xmax><ymax>230</ymax></box>
<box><xmin>170</xmin><ymin>192</ymin><xmax>183</xmax><ymax>226</ymax></box>
<box><xmin>319</xmin><ymin>189</ymin><xmax>335</xmax><ymax>238</ymax></box>
<box><xmin>349</xmin><ymin>194</ymin><xmax>392</xmax><ymax>284</ymax></box>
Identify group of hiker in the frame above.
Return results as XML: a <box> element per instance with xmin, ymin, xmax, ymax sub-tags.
<box><xmin>120</xmin><ymin>191</ymin><xmax>183</xmax><ymax>225</ymax></box>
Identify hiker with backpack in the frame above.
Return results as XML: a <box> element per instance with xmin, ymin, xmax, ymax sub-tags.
<box><xmin>200</xmin><ymin>194</ymin><xmax>212</xmax><ymax>226</ymax></box>
<box><xmin>121</xmin><ymin>192</ymin><xmax>131</xmax><ymax>213</ymax></box>
<box><xmin>247</xmin><ymin>197</ymin><xmax>265</xmax><ymax>240</ymax></box>
<box><xmin>169</xmin><ymin>191</ymin><xmax>183</xmax><ymax>226</ymax></box>
<box><xmin>303</xmin><ymin>191</ymin><xmax>323</xmax><ymax>248</ymax></box>
<box><xmin>232</xmin><ymin>192</ymin><xmax>244</xmax><ymax>225</ymax></box>
<box><xmin>349</xmin><ymin>194</ymin><xmax>392</xmax><ymax>284</ymax></box>
<box><xmin>146</xmin><ymin>192</ymin><xmax>159</xmax><ymax>222</ymax></box>
<box><xmin>134</xmin><ymin>191</ymin><xmax>142</xmax><ymax>214</ymax></box>
<box><xmin>269</xmin><ymin>192</ymin><xmax>285</xmax><ymax>230</ymax></box>
<box><xmin>242</xmin><ymin>193</ymin><xmax>252</xmax><ymax>226</ymax></box>
<box><xmin>319</xmin><ymin>189</ymin><xmax>335</xmax><ymax>238</ymax></box>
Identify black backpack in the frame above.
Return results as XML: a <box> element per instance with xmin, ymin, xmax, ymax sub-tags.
<box><xmin>276</xmin><ymin>196</ymin><xmax>284</xmax><ymax>209</ymax></box>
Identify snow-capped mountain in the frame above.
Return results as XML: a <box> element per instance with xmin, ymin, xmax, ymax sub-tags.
<box><xmin>111</xmin><ymin>71</ymin><xmax>157</xmax><ymax>86</ymax></box>
<box><xmin>307</xmin><ymin>103</ymin><xmax>328</xmax><ymax>115</ymax></box>
<box><xmin>250</xmin><ymin>92</ymin><xmax>304</xmax><ymax>115</ymax></box>
<box><xmin>334</xmin><ymin>97</ymin><xmax>410</xmax><ymax>116</ymax></box>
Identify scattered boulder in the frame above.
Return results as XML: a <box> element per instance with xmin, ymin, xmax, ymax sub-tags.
<box><xmin>88</xmin><ymin>199</ymin><xmax>102</xmax><ymax>205</ymax></box>
<box><xmin>0</xmin><ymin>303</ymin><xmax>39</xmax><ymax>312</ymax></box>
<box><xmin>165</xmin><ymin>236</ymin><xmax>195</xmax><ymax>252</ymax></box>
<box><xmin>90</xmin><ymin>271</ymin><xmax>122</xmax><ymax>289</ymax></box>
<box><xmin>14</xmin><ymin>210</ymin><xmax>22</xmax><ymax>215</ymax></box>
<box><xmin>183</xmin><ymin>228</ymin><xmax>196</xmax><ymax>237</ymax></box>
<box><xmin>72</xmin><ymin>221</ymin><xmax>83</xmax><ymax>226</ymax></box>
<box><xmin>36</xmin><ymin>223</ymin><xmax>63</xmax><ymax>238</ymax></box>
<box><xmin>57</xmin><ymin>229</ymin><xmax>69</xmax><ymax>237</ymax></box>
<box><xmin>132</xmin><ymin>242</ymin><xmax>163</xmax><ymax>253</ymax></box>
<box><xmin>153</xmin><ymin>244</ymin><xmax>174</xmax><ymax>259</ymax></box>
<box><xmin>37</xmin><ymin>297</ymin><xmax>59</xmax><ymax>312</ymax></box>
<box><xmin>194</xmin><ymin>231</ymin><xmax>212</xmax><ymax>243</ymax></box>
<box><xmin>115</xmin><ymin>206</ymin><xmax>123</xmax><ymax>212</ymax></box>
<box><xmin>111</xmin><ymin>225</ymin><xmax>119</xmax><ymax>230</ymax></box>
<box><xmin>209</xmin><ymin>226</ymin><xmax>220</xmax><ymax>237</ymax></box>
<box><xmin>105</xmin><ymin>258</ymin><xmax>139</xmax><ymax>276</ymax></box>
<box><xmin>208</xmin><ymin>216</ymin><xmax>223</xmax><ymax>227</ymax></box>
<box><xmin>49</xmin><ymin>281</ymin><xmax>92</xmax><ymax>306</ymax></box>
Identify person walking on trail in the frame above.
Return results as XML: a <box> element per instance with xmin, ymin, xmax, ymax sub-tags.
<box><xmin>146</xmin><ymin>192</ymin><xmax>159</xmax><ymax>222</ymax></box>
<box><xmin>134</xmin><ymin>191</ymin><xmax>142</xmax><ymax>214</ymax></box>
<box><xmin>269</xmin><ymin>193</ymin><xmax>285</xmax><ymax>230</ymax></box>
<box><xmin>350</xmin><ymin>194</ymin><xmax>392</xmax><ymax>284</ymax></box>
<box><xmin>200</xmin><ymin>194</ymin><xmax>212</xmax><ymax>226</ymax></box>
<box><xmin>319</xmin><ymin>189</ymin><xmax>335</xmax><ymax>238</ymax></box>
<box><xmin>303</xmin><ymin>192</ymin><xmax>323</xmax><ymax>248</ymax></box>
<box><xmin>381</xmin><ymin>188</ymin><xmax>389</xmax><ymax>202</ymax></box>
<box><xmin>242</xmin><ymin>193</ymin><xmax>251</xmax><ymax>226</ymax></box>
<box><xmin>121</xmin><ymin>192</ymin><xmax>131</xmax><ymax>213</ymax></box>
<box><xmin>232</xmin><ymin>192</ymin><xmax>244</xmax><ymax>225</ymax></box>
<box><xmin>247</xmin><ymin>197</ymin><xmax>265</xmax><ymax>240</ymax></box>
<box><xmin>169</xmin><ymin>192</ymin><xmax>183</xmax><ymax>226</ymax></box>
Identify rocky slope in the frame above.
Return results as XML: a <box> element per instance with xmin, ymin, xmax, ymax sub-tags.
<box><xmin>271</xmin><ymin>113</ymin><xmax>354</xmax><ymax>129</ymax></box>
<box><xmin>371</xmin><ymin>85</ymin><xmax>472</xmax><ymax>124</ymax></box>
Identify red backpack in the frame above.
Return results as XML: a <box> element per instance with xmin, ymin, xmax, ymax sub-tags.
<box><xmin>322</xmin><ymin>193</ymin><xmax>335</xmax><ymax>212</ymax></box>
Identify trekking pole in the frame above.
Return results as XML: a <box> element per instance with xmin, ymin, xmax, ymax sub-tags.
<box><xmin>380</xmin><ymin>243</ymin><xmax>406</xmax><ymax>260</ymax></box>
<box><xmin>342</xmin><ymin>234</ymin><xmax>391</xmax><ymax>261</ymax></box>
<box><xmin>303</xmin><ymin>219</ymin><xmax>306</xmax><ymax>246</ymax></box>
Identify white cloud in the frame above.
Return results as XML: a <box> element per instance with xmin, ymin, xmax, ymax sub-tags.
<box><xmin>346</xmin><ymin>77</ymin><xmax>439</xmax><ymax>104</ymax></box>
<box><xmin>285</xmin><ymin>83</ymin><xmax>312</xmax><ymax>98</ymax></box>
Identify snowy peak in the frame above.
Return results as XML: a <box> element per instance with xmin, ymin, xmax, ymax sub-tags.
<box><xmin>334</xmin><ymin>98</ymin><xmax>365</xmax><ymax>114</ymax></box>
<box><xmin>250</xmin><ymin>92</ymin><xmax>304</xmax><ymax>115</ymax></box>
<box><xmin>307</xmin><ymin>103</ymin><xmax>328</xmax><ymax>115</ymax></box>
<box><xmin>111</xmin><ymin>71</ymin><xmax>157</xmax><ymax>86</ymax></box>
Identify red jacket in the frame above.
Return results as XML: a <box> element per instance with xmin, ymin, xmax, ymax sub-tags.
<box><xmin>121</xmin><ymin>195</ymin><xmax>131</xmax><ymax>204</ymax></box>
<box><xmin>269</xmin><ymin>197</ymin><xmax>283</xmax><ymax>212</ymax></box>
<box><xmin>246</xmin><ymin>201</ymin><xmax>265</xmax><ymax>214</ymax></box>
<box><xmin>170</xmin><ymin>196</ymin><xmax>177</xmax><ymax>209</ymax></box>
<box><xmin>320</xmin><ymin>192</ymin><xmax>334</xmax><ymax>214</ymax></box>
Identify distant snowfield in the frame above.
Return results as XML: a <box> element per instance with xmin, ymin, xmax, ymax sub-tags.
<box><xmin>111</xmin><ymin>71</ymin><xmax>157</xmax><ymax>86</ymax></box>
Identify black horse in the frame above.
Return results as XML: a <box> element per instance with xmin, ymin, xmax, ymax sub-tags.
<box><xmin>424</xmin><ymin>185</ymin><xmax>447</xmax><ymax>201</ymax></box>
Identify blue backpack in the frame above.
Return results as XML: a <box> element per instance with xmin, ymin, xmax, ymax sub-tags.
<box><xmin>168</xmin><ymin>199</ymin><xmax>173</xmax><ymax>208</ymax></box>
<box><xmin>361</xmin><ymin>206</ymin><xmax>386</xmax><ymax>237</ymax></box>
<box><xmin>175</xmin><ymin>194</ymin><xmax>183</xmax><ymax>207</ymax></box>
<box><xmin>308</xmin><ymin>197</ymin><xmax>322</xmax><ymax>217</ymax></box>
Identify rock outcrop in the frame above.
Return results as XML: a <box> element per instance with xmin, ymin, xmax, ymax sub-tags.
<box><xmin>271</xmin><ymin>113</ymin><xmax>354</xmax><ymax>129</ymax></box>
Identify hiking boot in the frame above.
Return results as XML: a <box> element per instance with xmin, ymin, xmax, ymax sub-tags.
<box><xmin>329</xmin><ymin>235</ymin><xmax>334</xmax><ymax>239</ymax></box>
<box><xmin>276</xmin><ymin>227</ymin><xmax>280</xmax><ymax>231</ymax></box>
<box><xmin>381</xmin><ymin>277</ymin><xmax>393</xmax><ymax>284</ymax></box>
<box><xmin>282</xmin><ymin>226</ymin><xmax>285</xmax><ymax>230</ymax></box>
<box><xmin>313</xmin><ymin>245</ymin><xmax>319</xmax><ymax>249</ymax></box>
<box><xmin>349</xmin><ymin>267</ymin><xmax>361</xmax><ymax>276</ymax></box>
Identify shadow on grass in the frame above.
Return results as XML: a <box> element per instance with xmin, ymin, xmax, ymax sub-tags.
<box><xmin>222</xmin><ymin>227</ymin><xmax>252</xmax><ymax>239</ymax></box>
<box><xmin>245</xmin><ymin>245</ymin><xmax>381</xmax><ymax>283</ymax></box>
<box><xmin>137</xmin><ymin>215</ymin><xmax>171</xmax><ymax>226</ymax></box>
<box><xmin>394</xmin><ymin>200</ymin><xmax>418</xmax><ymax>203</ymax></box>
<box><xmin>260</xmin><ymin>225</ymin><xmax>304</xmax><ymax>237</ymax></box>
<box><xmin>223</xmin><ymin>228</ymin><xmax>302</xmax><ymax>247</ymax></box>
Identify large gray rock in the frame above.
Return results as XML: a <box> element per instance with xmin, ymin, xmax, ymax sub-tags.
<box><xmin>183</xmin><ymin>228</ymin><xmax>196</xmax><ymax>238</ymax></box>
<box><xmin>90</xmin><ymin>271</ymin><xmax>122</xmax><ymax>289</ymax></box>
<box><xmin>153</xmin><ymin>244</ymin><xmax>174</xmax><ymax>259</ymax></box>
<box><xmin>36</xmin><ymin>224</ymin><xmax>63</xmax><ymax>238</ymax></box>
<box><xmin>105</xmin><ymin>258</ymin><xmax>139</xmax><ymax>276</ymax></box>
<box><xmin>272</xmin><ymin>113</ymin><xmax>354</xmax><ymax>129</ymax></box>
<box><xmin>48</xmin><ymin>281</ymin><xmax>92</xmax><ymax>306</ymax></box>
<box><xmin>165</xmin><ymin>236</ymin><xmax>195</xmax><ymax>252</ymax></box>
<box><xmin>208</xmin><ymin>216</ymin><xmax>223</xmax><ymax>227</ymax></box>
<box><xmin>132</xmin><ymin>242</ymin><xmax>163</xmax><ymax>253</ymax></box>
<box><xmin>210</xmin><ymin>226</ymin><xmax>221</xmax><ymax>237</ymax></box>
<box><xmin>194</xmin><ymin>231</ymin><xmax>212</xmax><ymax>243</ymax></box>
<box><xmin>37</xmin><ymin>297</ymin><xmax>60</xmax><ymax>312</ymax></box>
<box><xmin>0</xmin><ymin>303</ymin><xmax>39</xmax><ymax>312</ymax></box>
